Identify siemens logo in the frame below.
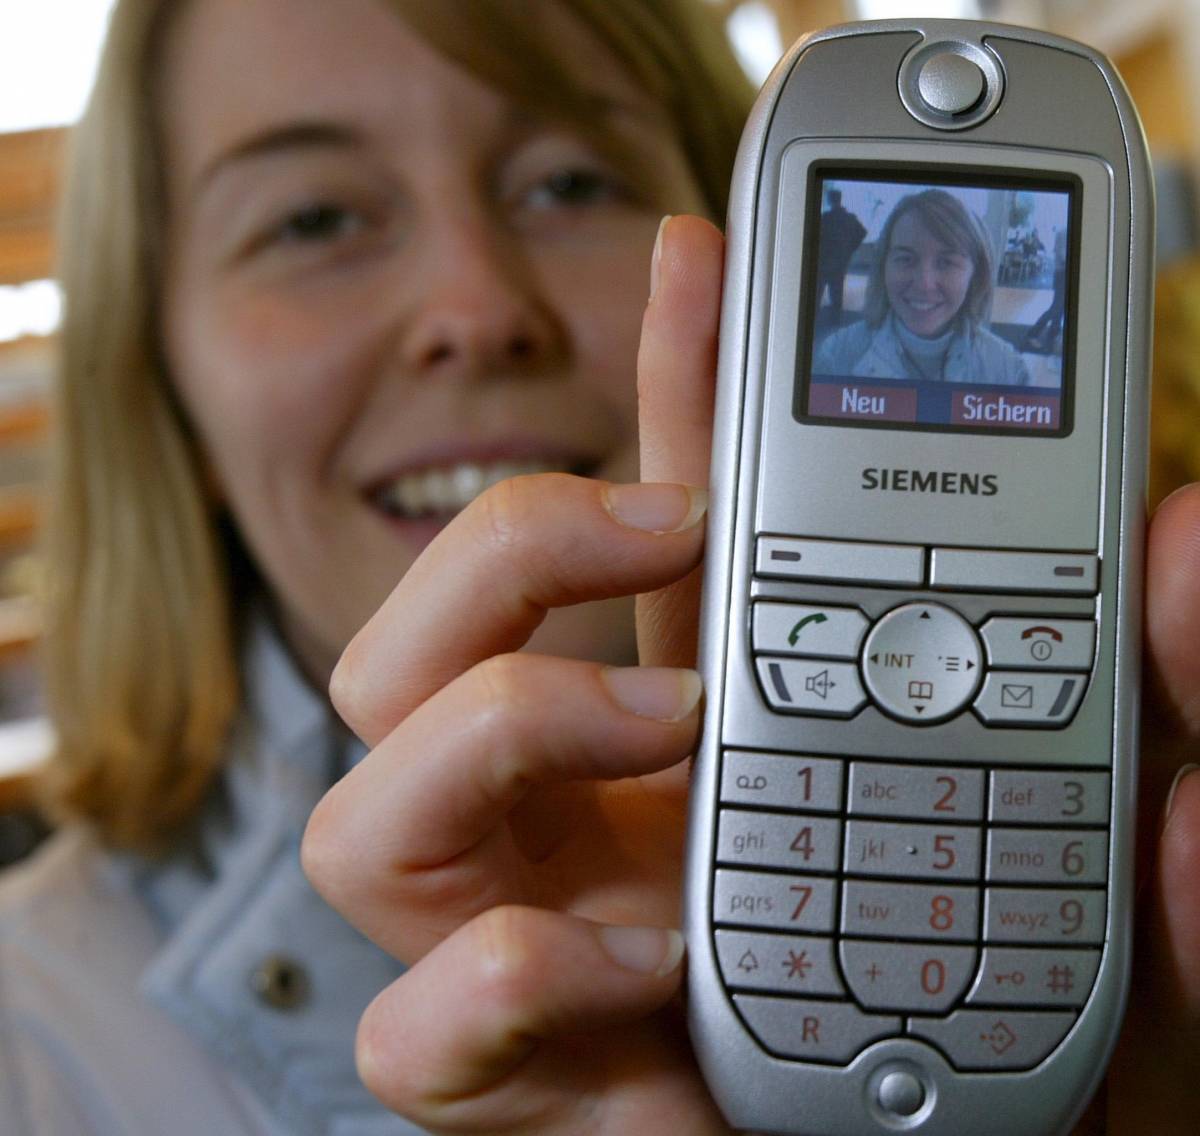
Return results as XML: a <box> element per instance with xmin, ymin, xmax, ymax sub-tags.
<box><xmin>861</xmin><ymin>468</ymin><xmax>999</xmax><ymax>496</ymax></box>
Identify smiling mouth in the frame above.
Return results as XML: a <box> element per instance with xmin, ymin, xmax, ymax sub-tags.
<box><xmin>370</xmin><ymin>456</ymin><xmax>595</xmax><ymax>520</ymax></box>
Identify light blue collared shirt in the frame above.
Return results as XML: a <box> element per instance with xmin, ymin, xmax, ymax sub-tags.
<box><xmin>0</xmin><ymin>618</ymin><xmax>425</xmax><ymax>1136</ymax></box>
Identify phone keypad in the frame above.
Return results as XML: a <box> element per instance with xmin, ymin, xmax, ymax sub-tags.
<box><xmin>712</xmin><ymin>754</ymin><xmax>1110</xmax><ymax>1069</ymax></box>
<box><xmin>721</xmin><ymin>540</ymin><xmax>1111</xmax><ymax>1069</ymax></box>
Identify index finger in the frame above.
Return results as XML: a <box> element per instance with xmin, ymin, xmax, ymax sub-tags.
<box><xmin>636</xmin><ymin>215</ymin><xmax>725</xmax><ymax>670</ymax></box>
<box><xmin>332</xmin><ymin>473</ymin><xmax>705</xmax><ymax>746</ymax></box>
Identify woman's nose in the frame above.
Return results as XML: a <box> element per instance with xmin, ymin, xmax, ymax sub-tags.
<box><xmin>399</xmin><ymin>221</ymin><xmax>564</xmax><ymax>377</ymax></box>
<box><xmin>915</xmin><ymin>259</ymin><xmax>940</xmax><ymax>291</ymax></box>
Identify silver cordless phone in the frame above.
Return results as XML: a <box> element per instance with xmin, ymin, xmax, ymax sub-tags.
<box><xmin>684</xmin><ymin>20</ymin><xmax>1152</xmax><ymax>1136</ymax></box>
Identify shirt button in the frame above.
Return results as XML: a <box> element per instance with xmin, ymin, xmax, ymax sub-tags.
<box><xmin>250</xmin><ymin>954</ymin><xmax>311</xmax><ymax>1011</ymax></box>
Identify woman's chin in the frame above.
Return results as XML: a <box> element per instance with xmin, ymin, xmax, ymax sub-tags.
<box><xmin>899</xmin><ymin>312</ymin><xmax>954</xmax><ymax>339</ymax></box>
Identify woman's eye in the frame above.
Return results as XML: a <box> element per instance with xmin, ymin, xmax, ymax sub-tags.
<box><xmin>524</xmin><ymin>168</ymin><xmax>622</xmax><ymax>210</ymax></box>
<box><xmin>276</xmin><ymin>203</ymin><xmax>362</xmax><ymax>243</ymax></box>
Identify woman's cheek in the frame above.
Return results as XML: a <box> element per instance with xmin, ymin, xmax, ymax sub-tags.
<box><xmin>197</xmin><ymin>288</ymin><xmax>368</xmax><ymax>438</ymax></box>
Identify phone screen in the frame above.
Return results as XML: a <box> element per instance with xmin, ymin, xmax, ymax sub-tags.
<box><xmin>794</xmin><ymin>169</ymin><xmax>1080</xmax><ymax>437</ymax></box>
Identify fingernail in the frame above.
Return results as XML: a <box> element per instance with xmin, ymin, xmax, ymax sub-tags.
<box><xmin>649</xmin><ymin>215</ymin><xmax>671</xmax><ymax>301</ymax></box>
<box><xmin>598</xmin><ymin>924</ymin><xmax>685</xmax><ymax>977</ymax></box>
<box><xmin>1165</xmin><ymin>763</ymin><xmax>1200</xmax><ymax>821</ymax></box>
<box><xmin>602</xmin><ymin>665</ymin><xmax>702</xmax><ymax>721</ymax></box>
<box><xmin>604</xmin><ymin>482</ymin><xmax>707</xmax><ymax>534</ymax></box>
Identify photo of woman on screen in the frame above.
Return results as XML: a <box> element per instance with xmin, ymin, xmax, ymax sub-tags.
<box><xmin>813</xmin><ymin>187</ymin><xmax>1032</xmax><ymax>387</ymax></box>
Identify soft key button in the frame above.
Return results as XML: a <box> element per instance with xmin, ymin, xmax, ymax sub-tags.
<box><xmin>716</xmin><ymin>930</ymin><xmax>844</xmax><ymax>997</ymax></box>
<box><xmin>756</xmin><ymin>536</ymin><xmax>925</xmax><ymax>587</ymax></box>
<box><xmin>756</xmin><ymin>658</ymin><xmax>867</xmax><ymax>718</ymax></box>
<box><xmin>841</xmin><ymin>940</ymin><xmax>977</xmax><ymax>1013</ymax></box>
<box><xmin>980</xmin><ymin>617</ymin><xmax>1096</xmax><ymax>670</ymax></box>
<box><xmin>752</xmin><ymin>602</ymin><xmax>868</xmax><ymax>659</ymax></box>
<box><xmin>930</xmin><ymin>549</ymin><xmax>1098</xmax><ymax>595</ymax></box>
<box><xmin>974</xmin><ymin>671</ymin><xmax>1086</xmax><ymax>727</ymax></box>
<box><xmin>989</xmin><ymin>770</ymin><xmax>1110</xmax><ymax>826</ymax></box>
<box><xmin>861</xmin><ymin>602</ymin><xmax>983</xmax><ymax>723</ymax></box>
<box><xmin>849</xmin><ymin>762</ymin><xmax>983</xmax><ymax>821</ymax></box>
<box><xmin>734</xmin><ymin>995</ymin><xmax>901</xmax><ymax>1063</ymax></box>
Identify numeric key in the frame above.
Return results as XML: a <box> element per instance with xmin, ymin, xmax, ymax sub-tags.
<box><xmin>845</xmin><ymin>820</ymin><xmax>982</xmax><ymax>880</ymax></box>
<box><xmin>717</xmin><ymin>810</ymin><xmax>842</xmax><ymax>872</ymax></box>
<box><xmin>848</xmin><ymin>762</ymin><xmax>983</xmax><ymax>821</ymax></box>
<box><xmin>720</xmin><ymin>751</ymin><xmax>843</xmax><ymax>812</ymax></box>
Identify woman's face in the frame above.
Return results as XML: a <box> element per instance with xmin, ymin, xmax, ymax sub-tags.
<box><xmin>159</xmin><ymin>0</ymin><xmax>707</xmax><ymax>683</ymax></box>
<box><xmin>883</xmin><ymin>210</ymin><xmax>975</xmax><ymax>338</ymax></box>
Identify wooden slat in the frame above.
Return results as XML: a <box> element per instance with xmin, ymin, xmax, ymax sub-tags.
<box><xmin>0</xmin><ymin>222</ymin><xmax>55</xmax><ymax>286</ymax></box>
<box><xmin>0</xmin><ymin>129</ymin><xmax>65</xmax><ymax>222</ymax></box>
<box><xmin>0</xmin><ymin>128</ymin><xmax>65</xmax><ymax>286</ymax></box>
<box><xmin>0</xmin><ymin>490</ymin><xmax>42</xmax><ymax>545</ymax></box>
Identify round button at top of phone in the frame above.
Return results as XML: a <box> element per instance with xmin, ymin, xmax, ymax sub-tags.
<box><xmin>917</xmin><ymin>52</ymin><xmax>986</xmax><ymax>115</ymax></box>
<box><xmin>877</xmin><ymin>1069</ymin><xmax>926</xmax><ymax>1117</ymax></box>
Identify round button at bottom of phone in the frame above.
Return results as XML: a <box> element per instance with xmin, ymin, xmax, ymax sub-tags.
<box><xmin>877</xmin><ymin>1069</ymin><xmax>925</xmax><ymax>1118</ymax></box>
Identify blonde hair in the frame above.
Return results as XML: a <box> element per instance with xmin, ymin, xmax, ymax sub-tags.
<box><xmin>41</xmin><ymin>0</ymin><xmax>755</xmax><ymax>852</ymax></box>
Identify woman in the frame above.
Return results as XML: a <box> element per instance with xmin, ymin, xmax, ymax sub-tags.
<box><xmin>814</xmin><ymin>188</ymin><xmax>1032</xmax><ymax>386</ymax></box>
<box><xmin>1</xmin><ymin>1</ymin><xmax>745</xmax><ymax>1133</ymax></box>
<box><xmin>2</xmin><ymin>3</ymin><xmax>1199</xmax><ymax>1136</ymax></box>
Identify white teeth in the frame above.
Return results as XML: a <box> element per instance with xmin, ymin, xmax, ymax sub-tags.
<box><xmin>377</xmin><ymin>457</ymin><xmax>572</xmax><ymax>518</ymax></box>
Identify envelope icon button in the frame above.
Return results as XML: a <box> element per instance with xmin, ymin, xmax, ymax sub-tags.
<box><xmin>1000</xmin><ymin>683</ymin><xmax>1035</xmax><ymax>709</ymax></box>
